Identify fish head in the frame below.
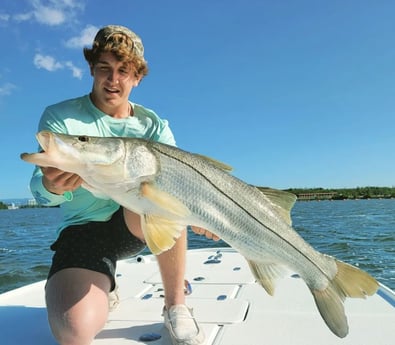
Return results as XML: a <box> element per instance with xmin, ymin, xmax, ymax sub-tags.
<box><xmin>21</xmin><ymin>131</ymin><xmax>126</xmax><ymax>177</ymax></box>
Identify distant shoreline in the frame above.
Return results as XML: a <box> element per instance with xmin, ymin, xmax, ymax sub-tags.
<box><xmin>2</xmin><ymin>186</ymin><xmax>395</xmax><ymax>208</ymax></box>
<box><xmin>261</xmin><ymin>186</ymin><xmax>395</xmax><ymax>201</ymax></box>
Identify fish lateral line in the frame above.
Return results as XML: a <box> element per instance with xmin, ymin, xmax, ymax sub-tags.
<box><xmin>151</xmin><ymin>145</ymin><xmax>335</xmax><ymax>282</ymax></box>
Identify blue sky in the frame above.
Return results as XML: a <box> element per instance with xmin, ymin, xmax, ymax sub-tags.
<box><xmin>1</xmin><ymin>0</ymin><xmax>395</xmax><ymax>200</ymax></box>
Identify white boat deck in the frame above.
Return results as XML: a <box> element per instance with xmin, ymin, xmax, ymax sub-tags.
<box><xmin>0</xmin><ymin>247</ymin><xmax>394</xmax><ymax>344</ymax></box>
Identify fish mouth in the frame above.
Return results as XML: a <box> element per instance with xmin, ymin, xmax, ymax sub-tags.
<box><xmin>20</xmin><ymin>131</ymin><xmax>60</xmax><ymax>167</ymax></box>
<box><xmin>36</xmin><ymin>131</ymin><xmax>54</xmax><ymax>152</ymax></box>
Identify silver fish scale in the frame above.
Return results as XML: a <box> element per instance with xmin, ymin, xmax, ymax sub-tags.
<box><xmin>150</xmin><ymin>142</ymin><xmax>337</xmax><ymax>285</ymax></box>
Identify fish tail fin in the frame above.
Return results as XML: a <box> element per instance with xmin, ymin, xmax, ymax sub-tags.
<box><xmin>311</xmin><ymin>259</ymin><xmax>379</xmax><ymax>338</ymax></box>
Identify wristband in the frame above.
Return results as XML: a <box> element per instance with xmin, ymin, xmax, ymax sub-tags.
<box><xmin>63</xmin><ymin>191</ymin><xmax>73</xmax><ymax>201</ymax></box>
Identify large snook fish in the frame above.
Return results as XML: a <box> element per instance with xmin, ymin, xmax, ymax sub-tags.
<box><xmin>21</xmin><ymin>130</ymin><xmax>378</xmax><ymax>338</ymax></box>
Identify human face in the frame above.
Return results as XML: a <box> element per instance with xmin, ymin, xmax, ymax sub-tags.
<box><xmin>90</xmin><ymin>52</ymin><xmax>141</xmax><ymax>117</ymax></box>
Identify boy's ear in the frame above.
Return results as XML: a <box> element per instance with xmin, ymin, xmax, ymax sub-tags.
<box><xmin>133</xmin><ymin>74</ymin><xmax>143</xmax><ymax>87</ymax></box>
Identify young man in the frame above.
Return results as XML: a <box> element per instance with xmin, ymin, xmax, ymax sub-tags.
<box><xmin>29</xmin><ymin>25</ymin><xmax>217</xmax><ymax>345</ymax></box>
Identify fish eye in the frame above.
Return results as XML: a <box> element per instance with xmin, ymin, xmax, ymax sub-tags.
<box><xmin>78</xmin><ymin>136</ymin><xmax>89</xmax><ymax>142</ymax></box>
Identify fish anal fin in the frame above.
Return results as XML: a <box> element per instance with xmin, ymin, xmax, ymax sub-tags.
<box><xmin>141</xmin><ymin>214</ymin><xmax>185</xmax><ymax>255</ymax></box>
<box><xmin>140</xmin><ymin>182</ymin><xmax>190</xmax><ymax>218</ymax></box>
<box><xmin>247</xmin><ymin>260</ymin><xmax>287</xmax><ymax>296</ymax></box>
<box><xmin>310</xmin><ymin>259</ymin><xmax>379</xmax><ymax>338</ymax></box>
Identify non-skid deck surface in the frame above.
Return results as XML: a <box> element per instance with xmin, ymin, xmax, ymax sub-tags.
<box><xmin>0</xmin><ymin>248</ymin><xmax>394</xmax><ymax>344</ymax></box>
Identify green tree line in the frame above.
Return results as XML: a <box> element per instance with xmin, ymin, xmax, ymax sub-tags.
<box><xmin>278</xmin><ymin>186</ymin><xmax>395</xmax><ymax>200</ymax></box>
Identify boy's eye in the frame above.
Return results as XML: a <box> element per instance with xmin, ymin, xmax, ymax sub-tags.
<box><xmin>96</xmin><ymin>65</ymin><xmax>108</xmax><ymax>72</ymax></box>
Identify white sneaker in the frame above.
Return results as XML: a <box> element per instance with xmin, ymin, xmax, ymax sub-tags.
<box><xmin>108</xmin><ymin>284</ymin><xmax>120</xmax><ymax>311</ymax></box>
<box><xmin>163</xmin><ymin>304</ymin><xmax>205</xmax><ymax>345</ymax></box>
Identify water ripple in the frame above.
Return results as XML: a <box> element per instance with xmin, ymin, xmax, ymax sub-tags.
<box><xmin>0</xmin><ymin>199</ymin><xmax>394</xmax><ymax>293</ymax></box>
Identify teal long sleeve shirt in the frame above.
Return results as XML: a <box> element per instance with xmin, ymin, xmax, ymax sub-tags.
<box><xmin>29</xmin><ymin>94</ymin><xmax>176</xmax><ymax>233</ymax></box>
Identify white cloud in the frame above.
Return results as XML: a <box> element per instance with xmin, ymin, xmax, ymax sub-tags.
<box><xmin>0</xmin><ymin>14</ymin><xmax>10</xmax><ymax>23</ymax></box>
<box><xmin>33</xmin><ymin>4</ymin><xmax>66</xmax><ymax>26</ymax></box>
<box><xmin>13</xmin><ymin>0</ymin><xmax>85</xmax><ymax>26</ymax></box>
<box><xmin>34</xmin><ymin>54</ymin><xmax>63</xmax><ymax>71</ymax></box>
<box><xmin>55</xmin><ymin>0</ymin><xmax>84</xmax><ymax>9</ymax></box>
<box><xmin>13</xmin><ymin>12</ymin><xmax>33</xmax><ymax>22</ymax></box>
<box><xmin>34</xmin><ymin>53</ymin><xmax>82</xmax><ymax>79</ymax></box>
<box><xmin>65</xmin><ymin>25</ymin><xmax>98</xmax><ymax>48</ymax></box>
<box><xmin>65</xmin><ymin>61</ymin><xmax>83</xmax><ymax>79</ymax></box>
<box><xmin>0</xmin><ymin>83</ymin><xmax>16</xmax><ymax>96</ymax></box>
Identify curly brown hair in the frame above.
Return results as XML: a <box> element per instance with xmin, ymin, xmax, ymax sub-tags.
<box><xmin>83</xmin><ymin>32</ymin><xmax>149</xmax><ymax>78</ymax></box>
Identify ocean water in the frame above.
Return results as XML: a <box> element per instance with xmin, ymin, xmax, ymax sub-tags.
<box><xmin>0</xmin><ymin>198</ymin><xmax>394</xmax><ymax>294</ymax></box>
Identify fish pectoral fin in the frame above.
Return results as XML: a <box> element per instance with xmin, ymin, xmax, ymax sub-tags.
<box><xmin>139</xmin><ymin>183</ymin><xmax>190</xmax><ymax>255</ymax></box>
<box><xmin>310</xmin><ymin>259</ymin><xmax>379</xmax><ymax>338</ymax></box>
<box><xmin>140</xmin><ymin>182</ymin><xmax>190</xmax><ymax>218</ymax></box>
<box><xmin>247</xmin><ymin>260</ymin><xmax>287</xmax><ymax>296</ymax></box>
<box><xmin>258</xmin><ymin>188</ymin><xmax>297</xmax><ymax>226</ymax></box>
<box><xmin>141</xmin><ymin>214</ymin><xmax>185</xmax><ymax>255</ymax></box>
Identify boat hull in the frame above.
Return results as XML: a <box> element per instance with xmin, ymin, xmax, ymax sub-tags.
<box><xmin>0</xmin><ymin>248</ymin><xmax>394</xmax><ymax>344</ymax></box>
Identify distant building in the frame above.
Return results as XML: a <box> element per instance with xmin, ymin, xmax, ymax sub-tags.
<box><xmin>28</xmin><ymin>199</ymin><xmax>38</xmax><ymax>206</ymax></box>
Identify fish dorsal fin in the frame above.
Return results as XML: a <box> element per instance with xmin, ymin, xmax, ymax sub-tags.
<box><xmin>258</xmin><ymin>188</ymin><xmax>297</xmax><ymax>226</ymax></box>
<box><xmin>247</xmin><ymin>260</ymin><xmax>288</xmax><ymax>296</ymax></box>
<box><xmin>141</xmin><ymin>214</ymin><xmax>185</xmax><ymax>255</ymax></box>
<box><xmin>139</xmin><ymin>182</ymin><xmax>190</xmax><ymax>255</ymax></box>
<box><xmin>195</xmin><ymin>154</ymin><xmax>233</xmax><ymax>172</ymax></box>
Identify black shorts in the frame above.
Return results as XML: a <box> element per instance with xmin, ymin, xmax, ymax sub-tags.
<box><xmin>47</xmin><ymin>207</ymin><xmax>146</xmax><ymax>291</ymax></box>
